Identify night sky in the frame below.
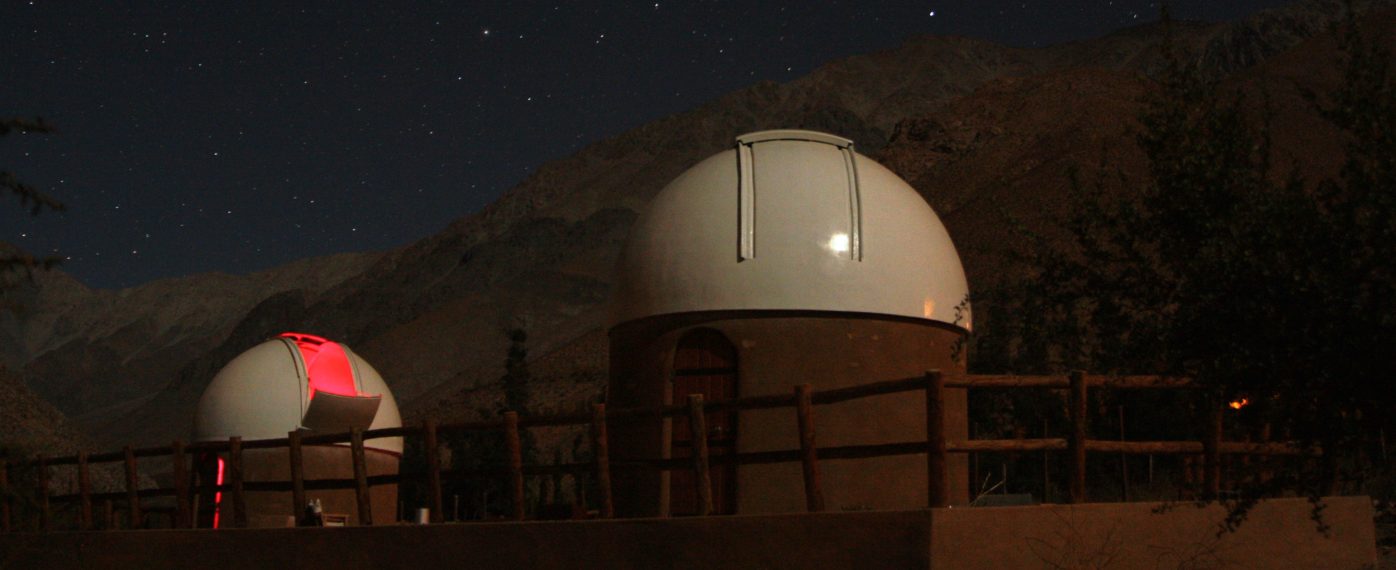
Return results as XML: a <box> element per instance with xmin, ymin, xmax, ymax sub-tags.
<box><xmin>3</xmin><ymin>1</ymin><xmax>1296</xmax><ymax>289</ymax></box>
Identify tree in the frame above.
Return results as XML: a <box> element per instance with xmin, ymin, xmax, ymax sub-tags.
<box><xmin>502</xmin><ymin>328</ymin><xmax>533</xmax><ymax>418</ymax></box>
<box><xmin>969</xmin><ymin>5</ymin><xmax>1395</xmax><ymax>504</ymax></box>
<box><xmin>0</xmin><ymin>117</ymin><xmax>64</xmax><ymax>525</ymax></box>
<box><xmin>433</xmin><ymin>328</ymin><xmax>539</xmax><ymax>519</ymax></box>
<box><xmin>499</xmin><ymin>328</ymin><xmax>544</xmax><ymax>509</ymax></box>
<box><xmin>1</xmin><ymin>117</ymin><xmax>64</xmax><ymax>280</ymax></box>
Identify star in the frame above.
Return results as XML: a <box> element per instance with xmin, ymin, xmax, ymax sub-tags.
<box><xmin>5</xmin><ymin>1</ymin><xmax>1301</xmax><ymax>288</ymax></box>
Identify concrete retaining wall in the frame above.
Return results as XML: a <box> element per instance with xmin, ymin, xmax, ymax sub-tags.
<box><xmin>0</xmin><ymin>497</ymin><xmax>1374</xmax><ymax>569</ymax></box>
<box><xmin>932</xmin><ymin>496</ymin><xmax>1376</xmax><ymax>569</ymax></box>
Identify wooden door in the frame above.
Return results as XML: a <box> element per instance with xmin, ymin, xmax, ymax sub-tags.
<box><xmin>670</xmin><ymin>329</ymin><xmax>738</xmax><ymax>515</ymax></box>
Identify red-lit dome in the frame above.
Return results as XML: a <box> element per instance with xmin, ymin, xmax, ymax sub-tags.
<box><xmin>280</xmin><ymin>333</ymin><xmax>363</xmax><ymax>400</ymax></box>
<box><xmin>193</xmin><ymin>333</ymin><xmax>402</xmax><ymax>453</ymax></box>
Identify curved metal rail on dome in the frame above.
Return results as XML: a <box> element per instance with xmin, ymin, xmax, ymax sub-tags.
<box><xmin>0</xmin><ymin>372</ymin><xmax>1315</xmax><ymax>532</ymax></box>
<box><xmin>733</xmin><ymin>130</ymin><xmax>863</xmax><ymax>262</ymax></box>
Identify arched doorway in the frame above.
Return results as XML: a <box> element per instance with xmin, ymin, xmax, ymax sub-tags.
<box><xmin>670</xmin><ymin>328</ymin><xmax>738</xmax><ymax>515</ymax></box>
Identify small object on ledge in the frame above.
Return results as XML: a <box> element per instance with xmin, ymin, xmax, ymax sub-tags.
<box><xmin>322</xmin><ymin>514</ymin><xmax>350</xmax><ymax>527</ymax></box>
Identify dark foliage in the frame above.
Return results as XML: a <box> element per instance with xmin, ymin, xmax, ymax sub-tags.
<box><xmin>1</xmin><ymin>117</ymin><xmax>64</xmax><ymax>281</ymax></box>
<box><xmin>966</xmin><ymin>6</ymin><xmax>1395</xmax><ymax>507</ymax></box>
<box><xmin>408</xmin><ymin>328</ymin><xmax>541</xmax><ymax>519</ymax></box>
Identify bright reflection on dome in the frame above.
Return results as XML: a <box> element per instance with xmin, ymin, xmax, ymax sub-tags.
<box><xmin>827</xmin><ymin>233</ymin><xmax>851</xmax><ymax>254</ymax></box>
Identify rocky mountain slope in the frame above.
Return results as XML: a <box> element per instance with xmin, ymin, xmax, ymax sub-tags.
<box><xmin>2</xmin><ymin>0</ymin><xmax>1387</xmax><ymax>452</ymax></box>
<box><xmin>2</xmin><ymin>252</ymin><xmax>379</xmax><ymax>423</ymax></box>
<box><xmin>0</xmin><ymin>365</ymin><xmax>94</xmax><ymax>458</ymax></box>
<box><xmin>0</xmin><ymin>365</ymin><xmax>140</xmax><ymax>494</ymax></box>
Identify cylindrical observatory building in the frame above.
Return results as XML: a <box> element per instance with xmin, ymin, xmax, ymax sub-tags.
<box><xmin>608</xmin><ymin>129</ymin><xmax>971</xmax><ymax>516</ymax></box>
<box><xmin>193</xmin><ymin>332</ymin><xmax>403</xmax><ymax>527</ymax></box>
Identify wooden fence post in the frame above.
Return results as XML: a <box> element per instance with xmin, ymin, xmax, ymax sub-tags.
<box><xmin>288</xmin><ymin>430</ymin><xmax>306</xmax><ymax>524</ymax></box>
<box><xmin>122</xmin><ymin>446</ymin><xmax>141</xmax><ymax>529</ymax></box>
<box><xmin>103</xmin><ymin>499</ymin><xmax>114</xmax><ymax>530</ymax></box>
<box><xmin>350</xmin><ymin>427</ymin><xmax>373</xmax><ymax>525</ymax></box>
<box><xmin>795</xmin><ymin>384</ymin><xmax>825</xmax><ymax>512</ymax></box>
<box><xmin>1118</xmin><ymin>405</ymin><xmax>1130</xmax><ymax>502</ymax></box>
<box><xmin>925</xmin><ymin>371</ymin><xmax>949</xmax><ymax>508</ymax></box>
<box><xmin>191</xmin><ymin>458</ymin><xmax>204</xmax><ymax>529</ymax></box>
<box><xmin>1203</xmin><ymin>395</ymin><xmax>1223</xmax><ymax>500</ymax></box>
<box><xmin>1042</xmin><ymin>418</ymin><xmax>1051</xmax><ymax>503</ymax></box>
<box><xmin>227</xmin><ymin>437</ymin><xmax>247</xmax><ymax>529</ymax></box>
<box><xmin>1322</xmin><ymin>439</ymin><xmax>1341</xmax><ymax>497</ymax></box>
<box><xmin>172</xmin><ymin>441</ymin><xmax>190</xmax><ymax>529</ymax></box>
<box><xmin>0</xmin><ymin>460</ymin><xmax>10</xmax><ymax>533</ymax></box>
<box><xmin>590</xmin><ymin>404</ymin><xmax>614</xmax><ymax>519</ymax></box>
<box><xmin>504</xmin><ymin>412</ymin><xmax>525</xmax><ymax>521</ymax></box>
<box><xmin>1068</xmin><ymin>370</ymin><xmax>1088</xmax><ymax>504</ymax></box>
<box><xmin>78</xmin><ymin>451</ymin><xmax>93</xmax><ymax>530</ymax></box>
<box><xmin>37</xmin><ymin>456</ymin><xmax>50</xmax><ymax>532</ymax></box>
<box><xmin>422</xmin><ymin>420</ymin><xmax>444</xmax><ymax>524</ymax></box>
<box><xmin>687</xmin><ymin>394</ymin><xmax>714</xmax><ymax>516</ymax></box>
<box><xmin>1257</xmin><ymin>423</ymin><xmax>1274</xmax><ymax>485</ymax></box>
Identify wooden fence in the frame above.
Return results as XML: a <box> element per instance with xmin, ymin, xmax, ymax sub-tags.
<box><xmin>0</xmin><ymin>371</ymin><xmax>1308</xmax><ymax>532</ymax></box>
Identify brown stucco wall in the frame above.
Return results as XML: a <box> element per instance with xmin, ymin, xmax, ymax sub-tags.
<box><xmin>0</xmin><ymin>511</ymin><xmax>932</xmax><ymax>570</ymax></box>
<box><xmin>609</xmin><ymin>311</ymin><xmax>969</xmax><ymax>517</ymax></box>
<box><xmin>222</xmin><ymin>446</ymin><xmax>399</xmax><ymax>527</ymax></box>
<box><xmin>0</xmin><ymin>498</ymin><xmax>1374</xmax><ymax>570</ymax></box>
<box><xmin>929</xmin><ymin>496</ymin><xmax>1377</xmax><ymax>569</ymax></box>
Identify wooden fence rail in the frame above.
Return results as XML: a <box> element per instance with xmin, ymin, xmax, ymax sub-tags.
<box><xmin>4</xmin><ymin>371</ymin><xmax>1310</xmax><ymax>532</ymax></box>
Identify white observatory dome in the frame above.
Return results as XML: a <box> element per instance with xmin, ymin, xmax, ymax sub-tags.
<box><xmin>194</xmin><ymin>333</ymin><xmax>403</xmax><ymax>454</ymax></box>
<box><xmin>611</xmin><ymin>129</ymin><xmax>971</xmax><ymax>329</ymax></box>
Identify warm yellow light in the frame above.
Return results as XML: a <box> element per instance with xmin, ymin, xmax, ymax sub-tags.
<box><xmin>1229</xmin><ymin>398</ymin><xmax>1249</xmax><ymax>410</ymax></box>
<box><xmin>827</xmin><ymin>233</ymin><xmax>850</xmax><ymax>253</ymax></box>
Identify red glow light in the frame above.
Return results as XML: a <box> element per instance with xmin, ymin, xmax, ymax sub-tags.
<box><xmin>279</xmin><ymin>332</ymin><xmax>358</xmax><ymax>400</ymax></box>
<box><xmin>213</xmin><ymin>456</ymin><xmax>225</xmax><ymax>529</ymax></box>
<box><xmin>1229</xmin><ymin>398</ymin><xmax>1249</xmax><ymax>410</ymax></box>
